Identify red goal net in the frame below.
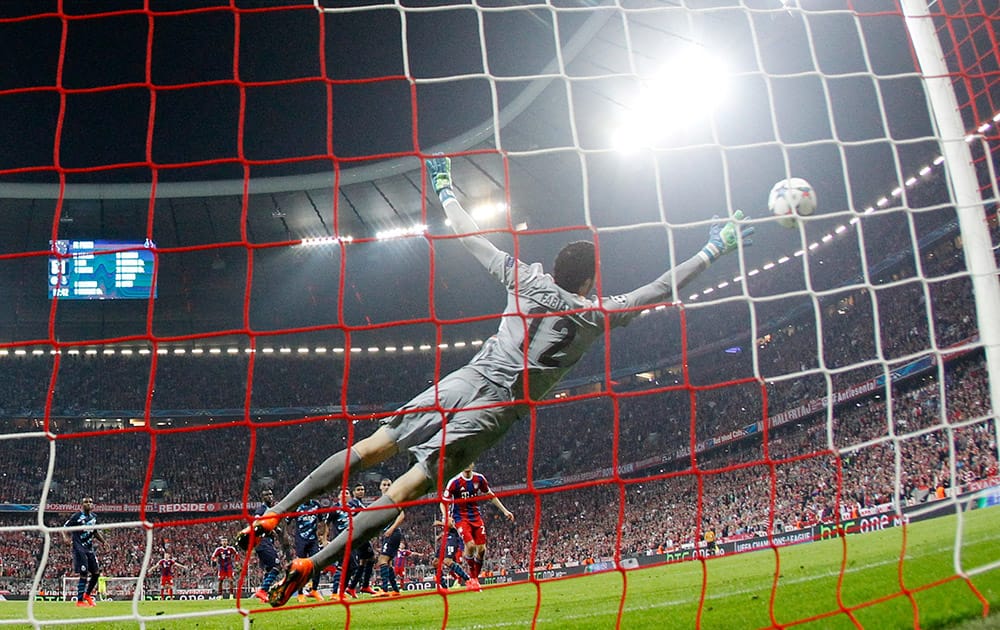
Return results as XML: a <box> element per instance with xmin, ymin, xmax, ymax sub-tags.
<box><xmin>0</xmin><ymin>1</ymin><xmax>997</xmax><ymax>628</ymax></box>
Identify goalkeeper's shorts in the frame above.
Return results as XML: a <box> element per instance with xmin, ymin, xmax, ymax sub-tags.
<box><xmin>381</xmin><ymin>366</ymin><xmax>520</xmax><ymax>484</ymax></box>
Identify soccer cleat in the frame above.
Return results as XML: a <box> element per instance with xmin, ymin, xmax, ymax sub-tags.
<box><xmin>389</xmin><ymin>590</ymin><xmax>402</xmax><ymax>597</ymax></box>
<box><xmin>254</xmin><ymin>589</ymin><xmax>269</xmax><ymax>603</ymax></box>
<box><xmin>344</xmin><ymin>587</ymin><xmax>357</xmax><ymax>599</ymax></box>
<box><xmin>360</xmin><ymin>586</ymin><xmax>377</xmax><ymax>596</ymax></box>
<box><xmin>309</xmin><ymin>589</ymin><xmax>325</xmax><ymax>602</ymax></box>
<box><xmin>75</xmin><ymin>599</ymin><xmax>93</xmax><ymax>608</ymax></box>
<box><xmin>235</xmin><ymin>512</ymin><xmax>281</xmax><ymax>551</ymax></box>
<box><xmin>267</xmin><ymin>558</ymin><xmax>314</xmax><ymax>608</ymax></box>
<box><xmin>372</xmin><ymin>590</ymin><xmax>390</xmax><ymax>598</ymax></box>
<box><xmin>465</xmin><ymin>578</ymin><xmax>482</xmax><ymax>592</ymax></box>
<box><xmin>83</xmin><ymin>593</ymin><xmax>96</xmax><ymax>606</ymax></box>
<box><xmin>296</xmin><ymin>593</ymin><xmax>307</xmax><ymax>603</ymax></box>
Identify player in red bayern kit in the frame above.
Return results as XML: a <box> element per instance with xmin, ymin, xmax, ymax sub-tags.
<box><xmin>210</xmin><ymin>536</ymin><xmax>240</xmax><ymax>599</ymax></box>
<box><xmin>156</xmin><ymin>551</ymin><xmax>187</xmax><ymax>600</ymax></box>
<box><xmin>441</xmin><ymin>463</ymin><xmax>514</xmax><ymax>591</ymax></box>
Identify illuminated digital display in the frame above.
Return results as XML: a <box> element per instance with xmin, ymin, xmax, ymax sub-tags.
<box><xmin>48</xmin><ymin>240</ymin><xmax>157</xmax><ymax>300</ymax></box>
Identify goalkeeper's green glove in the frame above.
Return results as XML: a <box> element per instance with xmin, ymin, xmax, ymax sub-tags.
<box><xmin>426</xmin><ymin>156</ymin><xmax>455</xmax><ymax>203</ymax></box>
<box><xmin>698</xmin><ymin>210</ymin><xmax>754</xmax><ymax>264</ymax></box>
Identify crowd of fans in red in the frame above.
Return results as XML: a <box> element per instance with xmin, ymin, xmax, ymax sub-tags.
<box><xmin>0</xmin><ymin>209</ymin><xmax>997</xmax><ymax>596</ymax></box>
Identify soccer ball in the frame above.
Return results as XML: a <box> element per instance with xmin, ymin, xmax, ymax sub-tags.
<box><xmin>768</xmin><ymin>177</ymin><xmax>817</xmax><ymax>228</ymax></box>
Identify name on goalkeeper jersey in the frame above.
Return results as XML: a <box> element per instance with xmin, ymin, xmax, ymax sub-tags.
<box><xmin>534</xmin><ymin>292</ymin><xmax>575</xmax><ymax>313</ymax></box>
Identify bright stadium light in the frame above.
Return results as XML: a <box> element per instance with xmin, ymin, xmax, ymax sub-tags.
<box><xmin>612</xmin><ymin>45</ymin><xmax>729</xmax><ymax>151</ymax></box>
<box><xmin>375</xmin><ymin>225</ymin><xmax>426</xmax><ymax>241</ymax></box>
<box><xmin>471</xmin><ymin>201</ymin><xmax>506</xmax><ymax>222</ymax></box>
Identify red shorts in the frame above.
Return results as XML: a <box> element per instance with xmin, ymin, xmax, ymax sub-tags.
<box><xmin>161</xmin><ymin>576</ymin><xmax>174</xmax><ymax>586</ymax></box>
<box><xmin>456</xmin><ymin>520</ymin><xmax>487</xmax><ymax>546</ymax></box>
<box><xmin>218</xmin><ymin>568</ymin><xmax>234</xmax><ymax>579</ymax></box>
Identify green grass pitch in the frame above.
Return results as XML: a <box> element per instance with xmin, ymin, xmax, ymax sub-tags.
<box><xmin>4</xmin><ymin>507</ymin><xmax>998</xmax><ymax>629</ymax></box>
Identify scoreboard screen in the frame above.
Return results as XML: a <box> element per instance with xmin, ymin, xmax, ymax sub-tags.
<box><xmin>48</xmin><ymin>239</ymin><xmax>157</xmax><ymax>300</ymax></box>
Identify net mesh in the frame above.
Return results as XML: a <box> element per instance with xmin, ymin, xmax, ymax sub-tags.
<box><xmin>0</xmin><ymin>1</ymin><xmax>997</xmax><ymax>628</ymax></box>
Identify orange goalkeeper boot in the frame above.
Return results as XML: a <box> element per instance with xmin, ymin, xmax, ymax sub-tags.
<box><xmin>268</xmin><ymin>558</ymin><xmax>314</xmax><ymax>608</ymax></box>
<box><xmin>235</xmin><ymin>512</ymin><xmax>281</xmax><ymax>551</ymax></box>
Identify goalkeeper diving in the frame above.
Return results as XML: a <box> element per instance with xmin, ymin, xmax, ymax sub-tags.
<box><xmin>240</xmin><ymin>156</ymin><xmax>754</xmax><ymax>606</ymax></box>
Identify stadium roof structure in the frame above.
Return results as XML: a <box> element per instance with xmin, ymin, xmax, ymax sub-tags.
<box><xmin>0</xmin><ymin>1</ymin><xmax>993</xmax><ymax>348</ymax></box>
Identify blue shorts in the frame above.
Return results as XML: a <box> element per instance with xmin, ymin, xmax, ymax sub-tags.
<box><xmin>351</xmin><ymin>540</ymin><xmax>375</xmax><ymax>562</ymax></box>
<box><xmin>296</xmin><ymin>538</ymin><xmax>320</xmax><ymax>559</ymax></box>
<box><xmin>380</xmin><ymin>529</ymin><xmax>402</xmax><ymax>559</ymax></box>
<box><xmin>443</xmin><ymin>530</ymin><xmax>464</xmax><ymax>562</ymax></box>
<box><xmin>72</xmin><ymin>548</ymin><xmax>99</xmax><ymax>575</ymax></box>
<box><xmin>256</xmin><ymin>541</ymin><xmax>279</xmax><ymax>572</ymax></box>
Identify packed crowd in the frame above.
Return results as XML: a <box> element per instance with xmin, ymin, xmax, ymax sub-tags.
<box><xmin>0</xmin><ymin>205</ymin><xmax>996</xmax><ymax>596</ymax></box>
<box><xmin>0</xmin><ymin>350</ymin><xmax>993</xmax><ymax>596</ymax></box>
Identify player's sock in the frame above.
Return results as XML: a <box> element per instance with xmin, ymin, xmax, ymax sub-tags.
<box><xmin>310</xmin><ymin>495</ymin><xmax>401</xmax><ymax>570</ymax></box>
<box><xmin>87</xmin><ymin>573</ymin><xmax>100</xmax><ymax>596</ymax></box>
<box><xmin>474</xmin><ymin>554</ymin><xmax>485</xmax><ymax>579</ymax></box>
<box><xmin>450</xmin><ymin>563</ymin><xmax>470</xmax><ymax>583</ymax></box>
<box><xmin>361</xmin><ymin>563</ymin><xmax>374</xmax><ymax>589</ymax></box>
<box><xmin>379</xmin><ymin>564</ymin><xmax>393</xmax><ymax>591</ymax></box>
<box><xmin>261</xmin><ymin>568</ymin><xmax>280</xmax><ymax>592</ymax></box>
<box><xmin>76</xmin><ymin>577</ymin><xmax>86</xmax><ymax>601</ymax></box>
<box><xmin>271</xmin><ymin>448</ymin><xmax>362</xmax><ymax>515</ymax></box>
<box><xmin>467</xmin><ymin>557</ymin><xmax>480</xmax><ymax>580</ymax></box>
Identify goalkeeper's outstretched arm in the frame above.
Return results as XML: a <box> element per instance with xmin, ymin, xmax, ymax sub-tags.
<box><xmin>614</xmin><ymin>210</ymin><xmax>754</xmax><ymax>309</ymax></box>
<box><xmin>426</xmin><ymin>157</ymin><xmax>502</xmax><ymax>269</ymax></box>
<box><xmin>425</xmin><ymin>156</ymin><xmax>753</xmax><ymax>306</ymax></box>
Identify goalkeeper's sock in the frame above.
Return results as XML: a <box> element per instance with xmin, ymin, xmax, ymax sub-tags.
<box><xmin>272</xmin><ymin>448</ymin><xmax>362</xmax><ymax>516</ymax></box>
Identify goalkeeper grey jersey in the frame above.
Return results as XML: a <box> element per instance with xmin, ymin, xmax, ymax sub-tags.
<box><xmin>467</xmin><ymin>249</ymin><xmax>673</xmax><ymax>402</ymax></box>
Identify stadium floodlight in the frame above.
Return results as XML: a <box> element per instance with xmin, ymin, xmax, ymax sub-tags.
<box><xmin>375</xmin><ymin>225</ymin><xmax>426</xmax><ymax>241</ymax></box>
<box><xmin>471</xmin><ymin>201</ymin><xmax>507</xmax><ymax>222</ymax></box>
<box><xmin>612</xmin><ymin>44</ymin><xmax>728</xmax><ymax>151</ymax></box>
